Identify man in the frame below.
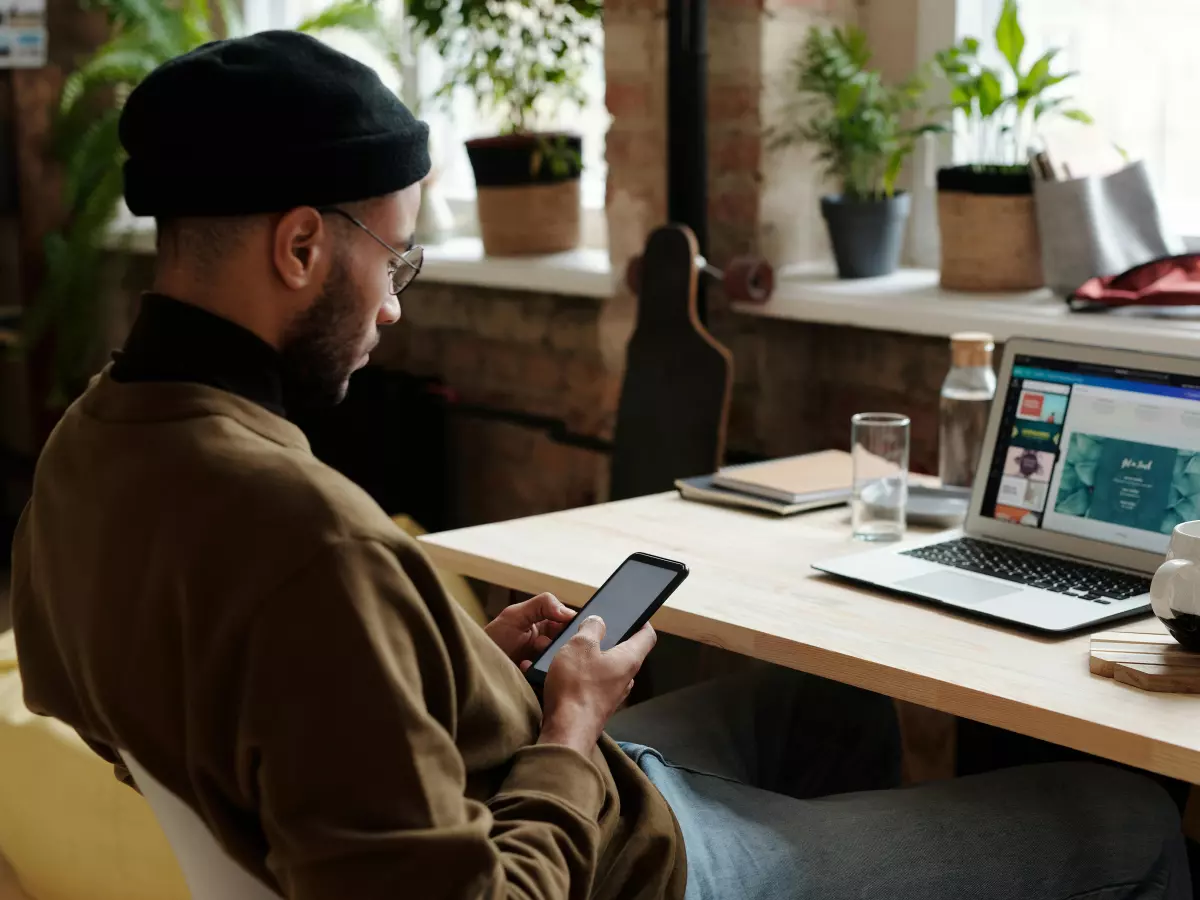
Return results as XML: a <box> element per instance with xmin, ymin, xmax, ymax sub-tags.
<box><xmin>11</xmin><ymin>30</ymin><xmax>1191</xmax><ymax>900</ymax></box>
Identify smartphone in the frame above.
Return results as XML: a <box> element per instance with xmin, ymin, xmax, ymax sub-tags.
<box><xmin>525</xmin><ymin>552</ymin><xmax>689</xmax><ymax>688</ymax></box>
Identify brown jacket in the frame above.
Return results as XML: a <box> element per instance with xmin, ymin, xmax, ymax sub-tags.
<box><xmin>11</xmin><ymin>371</ymin><xmax>686</xmax><ymax>899</ymax></box>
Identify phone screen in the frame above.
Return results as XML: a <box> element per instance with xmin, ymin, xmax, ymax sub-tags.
<box><xmin>531</xmin><ymin>558</ymin><xmax>680</xmax><ymax>674</ymax></box>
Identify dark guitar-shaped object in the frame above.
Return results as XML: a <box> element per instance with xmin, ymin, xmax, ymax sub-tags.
<box><xmin>610</xmin><ymin>224</ymin><xmax>735</xmax><ymax>501</ymax></box>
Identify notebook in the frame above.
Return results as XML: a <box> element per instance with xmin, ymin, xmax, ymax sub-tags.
<box><xmin>675</xmin><ymin>473</ymin><xmax>848</xmax><ymax>516</ymax></box>
<box><xmin>710</xmin><ymin>450</ymin><xmax>854</xmax><ymax>505</ymax></box>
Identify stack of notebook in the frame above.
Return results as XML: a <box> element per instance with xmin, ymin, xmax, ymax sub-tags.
<box><xmin>675</xmin><ymin>450</ymin><xmax>854</xmax><ymax>516</ymax></box>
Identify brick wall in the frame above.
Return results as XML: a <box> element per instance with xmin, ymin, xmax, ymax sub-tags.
<box><xmin>378</xmin><ymin>280</ymin><xmax>950</xmax><ymax>528</ymax></box>
<box><xmin>604</xmin><ymin>0</ymin><xmax>668</xmax><ymax>271</ymax></box>
<box><xmin>726</xmin><ymin>317</ymin><xmax>950</xmax><ymax>473</ymax></box>
<box><xmin>372</xmin><ymin>281</ymin><xmax>618</xmax><ymax>524</ymax></box>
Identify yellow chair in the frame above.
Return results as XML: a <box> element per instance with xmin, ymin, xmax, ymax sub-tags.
<box><xmin>0</xmin><ymin>630</ymin><xmax>189</xmax><ymax>900</ymax></box>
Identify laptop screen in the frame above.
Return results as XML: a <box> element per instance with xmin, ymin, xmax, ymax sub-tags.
<box><xmin>980</xmin><ymin>354</ymin><xmax>1200</xmax><ymax>554</ymax></box>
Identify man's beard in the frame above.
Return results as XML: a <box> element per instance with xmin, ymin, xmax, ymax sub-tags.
<box><xmin>280</xmin><ymin>253</ymin><xmax>368</xmax><ymax>411</ymax></box>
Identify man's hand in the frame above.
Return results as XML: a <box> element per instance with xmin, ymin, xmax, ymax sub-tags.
<box><xmin>538</xmin><ymin>616</ymin><xmax>657</xmax><ymax>758</ymax></box>
<box><xmin>485</xmin><ymin>593</ymin><xmax>576</xmax><ymax>668</ymax></box>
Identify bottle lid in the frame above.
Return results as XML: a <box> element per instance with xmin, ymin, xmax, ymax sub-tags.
<box><xmin>950</xmin><ymin>331</ymin><xmax>994</xmax><ymax>368</ymax></box>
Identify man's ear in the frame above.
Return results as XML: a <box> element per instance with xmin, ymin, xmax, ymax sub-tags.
<box><xmin>272</xmin><ymin>207</ymin><xmax>327</xmax><ymax>289</ymax></box>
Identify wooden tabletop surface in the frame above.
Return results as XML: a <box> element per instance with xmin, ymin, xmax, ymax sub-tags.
<box><xmin>419</xmin><ymin>493</ymin><xmax>1200</xmax><ymax>784</ymax></box>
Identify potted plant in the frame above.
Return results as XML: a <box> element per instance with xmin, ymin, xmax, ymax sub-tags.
<box><xmin>932</xmin><ymin>0</ymin><xmax>1091</xmax><ymax>292</ymax></box>
<box><xmin>409</xmin><ymin>0</ymin><xmax>600</xmax><ymax>257</ymax></box>
<box><xmin>26</xmin><ymin>0</ymin><xmax>398</xmax><ymax>406</ymax></box>
<box><xmin>772</xmin><ymin>25</ymin><xmax>941</xmax><ymax>279</ymax></box>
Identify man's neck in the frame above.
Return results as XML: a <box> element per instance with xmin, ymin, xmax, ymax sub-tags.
<box><xmin>111</xmin><ymin>293</ymin><xmax>288</xmax><ymax>417</ymax></box>
<box><xmin>150</xmin><ymin>274</ymin><xmax>286</xmax><ymax>352</ymax></box>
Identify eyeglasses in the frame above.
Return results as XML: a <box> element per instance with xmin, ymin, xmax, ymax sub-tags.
<box><xmin>319</xmin><ymin>206</ymin><xmax>424</xmax><ymax>296</ymax></box>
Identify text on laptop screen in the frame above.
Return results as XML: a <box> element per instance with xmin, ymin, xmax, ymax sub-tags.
<box><xmin>981</xmin><ymin>355</ymin><xmax>1200</xmax><ymax>554</ymax></box>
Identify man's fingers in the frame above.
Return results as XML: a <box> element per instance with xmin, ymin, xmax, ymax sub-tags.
<box><xmin>613</xmin><ymin>623</ymin><xmax>657</xmax><ymax>666</ymax></box>
<box><xmin>536</xmin><ymin>620</ymin><xmax>570</xmax><ymax>641</ymax></box>
<box><xmin>507</xmin><ymin>592</ymin><xmax>572</xmax><ymax>628</ymax></box>
<box><xmin>575</xmin><ymin>615</ymin><xmax>606</xmax><ymax>644</ymax></box>
<box><xmin>533</xmin><ymin>592</ymin><xmax>576</xmax><ymax>623</ymax></box>
<box><xmin>532</xmin><ymin>633</ymin><xmax>553</xmax><ymax>654</ymax></box>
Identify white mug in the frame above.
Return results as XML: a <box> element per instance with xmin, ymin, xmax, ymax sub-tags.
<box><xmin>1150</xmin><ymin>520</ymin><xmax>1200</xmax><ymax>651</ymax></box>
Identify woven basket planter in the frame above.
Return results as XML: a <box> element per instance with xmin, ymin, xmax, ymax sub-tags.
<box><xmin>466</xmin><ymin>133</ymin><xmax>582</xmax><ymax>257</ymax></box>
<box><xmin>937</xmin><ymin>166</ymin><xmax>1044</xmax><ymax>292</ymax></box>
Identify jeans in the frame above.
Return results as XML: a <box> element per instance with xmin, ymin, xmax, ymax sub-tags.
<box><xmin>607</xmin><ymin>664</ymin><xmax>1191</xmax><ymax>900</ymax></box>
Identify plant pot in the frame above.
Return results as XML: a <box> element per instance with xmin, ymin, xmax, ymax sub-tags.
<box><xmin>820</xmin><ymin>192</ymin><xmax>911</xmax><ymax>279</ymax></box>
<box><xmin>937</xmin><ymin>165</ymin><xmax>1044</xmax><ymax>292</ymax></box>
<box><xmin>465</xmin><ymin>133</ymin><xmax>582</xmax><ymax>257</ymax></box>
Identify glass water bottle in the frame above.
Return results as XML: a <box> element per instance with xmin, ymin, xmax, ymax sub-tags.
<box><xmin>938</xmin><ymin>332</ymin><xmax>997</xmax><ymax>489</ymax></box>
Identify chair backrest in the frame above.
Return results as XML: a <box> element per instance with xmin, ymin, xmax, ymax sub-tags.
<box><xmin>121</xmin><ymin>753</ymin><xmax>283</xmax><ymax>900</ymax></box>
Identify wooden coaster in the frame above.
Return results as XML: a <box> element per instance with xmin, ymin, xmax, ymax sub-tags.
<box><xmin>1090</xmin><ymin>628</ymin><xmax>1200</xmax><ymax>694</ymax></box>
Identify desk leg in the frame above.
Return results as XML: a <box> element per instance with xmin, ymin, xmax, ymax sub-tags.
<box><xmin>484</xmin><ymin>585</ymin><xmax>522</xmax><ymax>621</ymax></box>
<box><xmin>895</xmin><ymin>701</ymin><xmax>956</xmax><ymax>785</ymax></box>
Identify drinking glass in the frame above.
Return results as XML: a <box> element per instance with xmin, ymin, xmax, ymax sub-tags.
<box><xmin>851</xmin><ymin>412</ymin><xmax>910</xmax><ymax>542</ymax></box>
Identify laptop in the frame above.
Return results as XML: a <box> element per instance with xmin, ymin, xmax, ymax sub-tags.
<box><xmin>813</xmin><ymin>337</ymin><xmax>1200</xmax><ymax>634</ymax></box>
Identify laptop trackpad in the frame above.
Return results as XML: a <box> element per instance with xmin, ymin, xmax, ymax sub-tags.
<box><xmin>896</xmin><ymin>571</ymin><xmax>1020</xmax><ymax>605</ymax></box>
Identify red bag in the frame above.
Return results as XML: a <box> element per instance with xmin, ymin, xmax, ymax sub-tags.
<box><xmin>1070</xmin><ymin>254</ymin><xmax>1200</xmax><ymax>310</ymax></box>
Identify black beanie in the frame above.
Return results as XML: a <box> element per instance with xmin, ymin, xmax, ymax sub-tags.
<box><xmin>119</xmin><ymin>30</ymin><xmax>431</xmax><ymax>217</ymax></box>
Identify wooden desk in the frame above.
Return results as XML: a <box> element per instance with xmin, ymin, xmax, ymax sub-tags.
<box><xmin>419</xmin><ymin>494</ymin><xmax>1200</xmax><ymax>785</ymax></box>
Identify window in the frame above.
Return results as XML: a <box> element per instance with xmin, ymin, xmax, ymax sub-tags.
<box><xmin>248</xmin><ymin>0</ymin><xmax>609</xmax><ymax>245</ymax></box>
<box><xmin>958</xmin><ymin>0</ymin><xmax>1200</xmax><ymax>239</ymax></box>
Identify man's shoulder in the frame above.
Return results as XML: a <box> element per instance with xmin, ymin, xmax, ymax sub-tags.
<box><xmin>38</xmin><ymin>383</ymin><xmax>420</xmax><ymax>572</ymax></box>
<box><xmin>200</xmin><ymin>415</ymin><xmax>407</xmax><ymax>551</ymax></box>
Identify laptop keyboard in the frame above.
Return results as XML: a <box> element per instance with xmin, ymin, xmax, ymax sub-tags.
<box><xmin>901</xmin><ymin>538</ymin><xmax>1150</xmax><ymax>604</ymax></box>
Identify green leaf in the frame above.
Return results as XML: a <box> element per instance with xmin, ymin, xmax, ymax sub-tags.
<box><xmin>1038</xmin><ymin>72</ymin><xmax>1073</xmax><ymax>93</ymax></box>
<box><xmin>835</xmin><ymin>80</ymin><xmax>864</xmax><ymax>117</ymax></box>
<box><xmin>1061</xmin><ymin>108</ymin><xmax>1094</xmax><ymax>124</ymax></box>
<box><xmin>63</xmin><ymin>108</ymin><xmax>123</xmax><ymax>210</ymax></box>
<box><xmin>994</xmin><ymin>0</ymin><xmax>1025</xmax><ymax>75</ymax></box>
<box><xmin>948</xmin><ymin>83</ymin><xmax>972</xmax><ymax>110</ymax></box>
<box><xmin>1019</xmin><ymin>49</ymin><xmax>1055</xmax><ymax>94</ymax></box>
<box><xmin>181</xmin><ymin>0</ymin><xmax>211</xmax><ymax>40</ymax></box>
<box><xmin>99</xmin><ymin>0</ymin><xmax>183</xmax><ymax>53</ymax></box>
<box><xmin>296</xmin><ymin>0</ymin><xmax>378</xmax><ymax>34</ymax></box>
<box><xmin>978</xmin><ymin>70</ymin><xmax>1003</xmax><ymax>117</ymax></box>
<box><xmin>60</xmin><ymin>47</ymin><xmax>160</xmax><ymax>114</ymax></box>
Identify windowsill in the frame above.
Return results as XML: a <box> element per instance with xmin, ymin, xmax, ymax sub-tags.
<box><xmin>421</xmin><ymin>238</ymin><xmax>612</xmax><ymax>298</ymax></box>
<box><xmin>737</xmin><ymin>264</ymin><xmax>1200</xmax><ymax>355</ymax></box>
<box><xmin>104</xmin><ymin>221</ymin><xmax>614</xmax><ymax>299</ymax></box>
